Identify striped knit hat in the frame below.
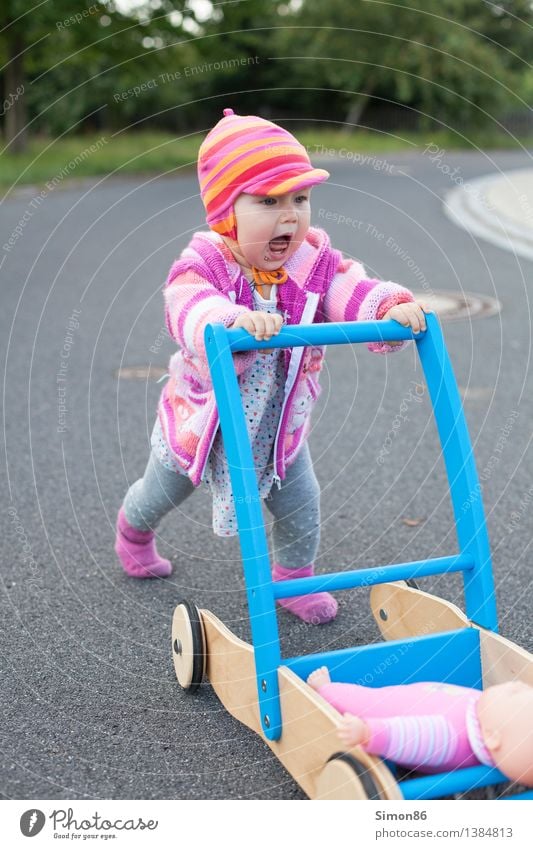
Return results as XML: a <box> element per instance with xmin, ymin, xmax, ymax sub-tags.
<box><xmin>198</xmin><ymin>108</ymin><xmax>330</xmax><ymax>241</ymax></box>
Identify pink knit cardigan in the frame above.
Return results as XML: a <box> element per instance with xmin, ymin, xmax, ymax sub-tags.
<box><xmin>157</xmin><ymin>227</ymin><xmax>414</xmax><ymax>486</ymax></box>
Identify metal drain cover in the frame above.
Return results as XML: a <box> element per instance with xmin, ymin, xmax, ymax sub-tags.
<box><xmin>413</xmin><ymin>290</ymin><xmax>501</xmax><ymax>321</ymax></box>
<box><xmin>115</xmin><ymin>365</ymin><xmax>167</xmax><ymax>380</ymax></box>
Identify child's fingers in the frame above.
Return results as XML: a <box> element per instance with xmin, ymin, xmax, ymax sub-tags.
<box><xmin>390</xmin><ymin>304</ymin><xmax>414</xmax><ymax>329</ymax></box>
<box><xmin>238</xmin><ymin>314</ymin><xmax>259</xmax><ymax>335</ymax></box>
<box><xmin>253</xmin><ymin>312</ymin><xmax>281</xmax><ymax>341</ymax></box>
<box><xmin>251</xmin><ymin>314</ymin><xmax>268</xmax><ymax>339</ymax></box>
<box><xmin>410</xmin><ymin>304</ymin><xmax>426</xmax><ymax>333</ymax></box>
<box><xmin>236</xmin><ymin>311</ymin><xmax>283</xmax><ymax>342</ymax></box>
<box><xmin>249</xmin><ymin>313</ymin><xmax>269</xmax><ymax>339</ymax></box>
<box><xmin>415</xmin><ymin>303</ymin><xmax>430</xmax><ymax>332</ymax></box>
<box><xmin>405</xmin><ymin>305</ymin><xmax>422</xmax><ymax>334</ymax></box>
<box><xmin>395</xmin><ymin>304</ymin><xmax>425</xmax><ymax>334</ymax></box>
<box><xmin>264</xmin><ymin>314</ymin><xmax>282</xmax><ymax>339</ymax></box>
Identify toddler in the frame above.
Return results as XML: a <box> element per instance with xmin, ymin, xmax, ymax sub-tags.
<box><xmin>115</xmin><ymin>108</ymin><xmax>428</xmax><ymax>625</ymax></box>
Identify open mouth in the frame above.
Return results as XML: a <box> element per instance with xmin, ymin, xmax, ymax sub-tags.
<box><xmin>267</xmin><ymin>233</ymin><xmax>292</xmax><ymax>258</ymax></box>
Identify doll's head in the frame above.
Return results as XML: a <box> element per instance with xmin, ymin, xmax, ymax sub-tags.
<box><xmin>197</xmin><ymin>108</ymin><xmax>329</xmax><ymax>271</ymax></box>
<box><xmin>477</xmin><ymin>680</ymin><xmax>533</xmax><ymax>786</ymax></box>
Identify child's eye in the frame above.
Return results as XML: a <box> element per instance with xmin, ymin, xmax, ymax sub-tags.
<box><xmin>260</xmin><ymin>197</ymin><xmax>277</xmax><ymax>206</ymax></box>
<box><xmin>295</xmin><ymin>195</ymin><xmax>309</xmax><ymax>203</ymax></box>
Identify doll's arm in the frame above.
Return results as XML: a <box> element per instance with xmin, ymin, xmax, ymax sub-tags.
<box><xmin>355</xmin><ymin>715</ymin><xmax>456</xmax><ymax>769</ymax></box>
<box><xmin>337</xmin><ymin>713</ymin><xmax>372</xmax><ymax>748</ymax></box>
<box><xmin>164</xmin><ymin>267</ymin><xmax>256</xmax><ymax>375</ymax></box>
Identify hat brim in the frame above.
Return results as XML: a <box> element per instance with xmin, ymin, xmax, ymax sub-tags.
<box><xmin>245</xmin><ymin>167</ymin><xmax>330</xmax><ymax>197</ymax></box>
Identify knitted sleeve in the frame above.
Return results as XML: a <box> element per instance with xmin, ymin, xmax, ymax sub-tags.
<box><xmin>322</xmin><ymin>255</ymin><xmax>415</xmax><ymax>353</ymax></box>
<box><xmin>164</xmin><ymin>265</ymin><xmax>256</xmax><ymax>376</ymax></box>
<box><xmin>363</xmin><ymin>715</ymin><xmax>457</xmax><ymax>769</ymax></box>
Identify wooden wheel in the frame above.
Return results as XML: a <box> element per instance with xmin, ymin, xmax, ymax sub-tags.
<box><xmin>315</xmin><ymin>751</ymin><xmax>385</xmax><ymax>800</ymax></box>
<box><xmin>172</xmin><ymin>600</ymin><xmax>206</xmax><ymax>692</ymax></box>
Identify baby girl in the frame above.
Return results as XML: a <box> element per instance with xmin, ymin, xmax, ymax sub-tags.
<box><xmin>115</xmin><ymin>108</ymin><xmax>428</xmax><ymax>625</ymax></box>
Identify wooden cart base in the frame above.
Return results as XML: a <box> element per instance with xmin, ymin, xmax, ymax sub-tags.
<box><xmin>173</xmin><ymin>606</ymin><xmax>402</xmax><ymax>800</ymax></box>
<box><xmin>172</xmin><ymin>585</ymin><xmax>533</xmax><ymax>799</ymax></box>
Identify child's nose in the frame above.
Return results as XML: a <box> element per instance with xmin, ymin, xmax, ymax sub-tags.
<box><xmin>280</xmin><ymin>204</ymin><xmax>298</xmax><ymax>220</ymax></box>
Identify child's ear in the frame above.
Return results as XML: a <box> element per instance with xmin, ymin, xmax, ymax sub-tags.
<box><xmin>483</xmin><ymin>728</ymin><xmax>502</xmax><ymax>752</ymax></box>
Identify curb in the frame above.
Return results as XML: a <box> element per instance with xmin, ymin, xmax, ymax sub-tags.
<box><xmin>444</xmin><ymin>170</ymin><xmax>533</xmax><ymax>261</ymax></box>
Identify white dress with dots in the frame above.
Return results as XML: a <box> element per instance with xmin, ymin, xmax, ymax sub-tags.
<box><xmin>150</xmin><ymin>284</ymin><xmax>286</xmax><ymax>536</ymax></box>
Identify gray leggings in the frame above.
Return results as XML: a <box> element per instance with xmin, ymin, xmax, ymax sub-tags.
<box><xmin>123</xmin><ymin>442</ymin><xmax>321</xmax><ymax>569</ymax></box>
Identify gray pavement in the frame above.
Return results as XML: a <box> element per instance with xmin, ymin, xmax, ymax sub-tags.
<box><xmin>1</xmin><ymin>148</ymin><xmax>533</xmax><ymax>800</ymax></box>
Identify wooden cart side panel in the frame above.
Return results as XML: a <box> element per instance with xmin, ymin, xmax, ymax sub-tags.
<box><xmin>368</xmin><ymin>584</ymin><xmax>533</xmax><ymax>688</ymax></box>
<box><xmin>201</xmin><ymin>610</ymin><xmax>402</xmax><ymax>799</ymax></box>
<box><xmin>478</xmin><ymin>629</ymin><xmax>533</xmax><ymax>688</ymax></box>
<box><xmin>202</xmin><ymin>609</ymin><xmax>261</xmax><ymax>733</ymax></box>
<box><xmin>370</xmin><ymin>582</ymin><xmax>468</xmax><ymax>641</ymax></box>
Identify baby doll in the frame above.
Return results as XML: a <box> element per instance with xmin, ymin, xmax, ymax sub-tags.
<box><xmin>307</xmin><ymin>666</ymin><xmax>533</xmax><ymax>786</ymax></box>
<box><xmin>115</xmin><ymin>107</ymin><xmax>429</xmax><ymax>626</ymax></box>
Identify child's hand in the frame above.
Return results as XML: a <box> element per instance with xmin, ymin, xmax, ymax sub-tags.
<box><xmin>382</xmin><ymin>301</ymin><xmax>432</xmax><ymax>345</ymax></box>
<box><xmin>337</xmin><ymin>713</ymin><xmax>370</xmax><ymax>748</ymax></box>
<box><xmin>231</xmin><ymin>311</ymin><xmax>284</xmax><ymax>352</ymax></box>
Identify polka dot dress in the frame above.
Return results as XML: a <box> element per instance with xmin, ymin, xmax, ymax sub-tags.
<box><xmin>204</xmin><ymin>284</ymin><xmax>285</xmax><ymax>536</ymax></box>
<box><xmin>151</xmin><ymin>416</ymin><xmax>190</xmax><ymax>475</ymax></box>
<box><xmin>150</xmin><ymin>279</ymin><xmax>286</xmax><ymax>536</ymax></box>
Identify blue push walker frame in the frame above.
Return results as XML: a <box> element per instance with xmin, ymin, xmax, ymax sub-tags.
<box><xmin>198</xmin><ymin>314</ymin><xmax>529</xmax><ymax>800</ymax></box>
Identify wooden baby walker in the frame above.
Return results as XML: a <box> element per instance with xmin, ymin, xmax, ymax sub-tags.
<box><xmin>171</xmin><ymin>314</ymin><xmax>533</xmax><ymax>800</ymax></box>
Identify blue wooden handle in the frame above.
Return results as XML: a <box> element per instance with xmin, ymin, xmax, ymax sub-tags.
<box><xmin>224</xmin><ymin>318</ymin><xmax>416</xmax><ymax>352</ymax></box>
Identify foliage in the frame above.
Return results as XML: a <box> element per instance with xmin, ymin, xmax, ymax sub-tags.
<box><xmin>1</xmin><ymin>0</ymin><xmax>532</xmax><ymax>150</ymax></box>
<box><xmin>277</xmin><ymin>0</ymin><xmax>533</xmax><ymax>129</ymax></box>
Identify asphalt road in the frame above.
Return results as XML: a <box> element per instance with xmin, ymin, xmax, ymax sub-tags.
<box><xmin>1</xmin><ymin>149</ymin><xmax>533</xmax><ymax>800</ymax></box>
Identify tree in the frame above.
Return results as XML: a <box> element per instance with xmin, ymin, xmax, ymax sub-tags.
<box><xmin>278</xmin><ymin>0</ymin><xmax>533</xmax><ymax>131</ymax></box>
<box><xmin>0</xmin><ymin>0</ymin><xmax>198</xmax><ymax>149</ymax></box>
<box><xmin>171</xmin><ymin>0</ymin><xmax>291</xmax><ymax>126</ymax></box>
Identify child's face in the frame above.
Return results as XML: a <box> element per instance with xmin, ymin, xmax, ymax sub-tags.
<box><xmin>228</xmin><ymin>188</ymin><xmax>312</xmax><ymax>270</ymax></box>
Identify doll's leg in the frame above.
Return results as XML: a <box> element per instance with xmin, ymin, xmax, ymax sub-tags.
<box><xmin>307</xmin><ymin>678</ymin><xmax>419</xmax><ymax>720</ymax></box>
<box><xmin>309</xmin><ymin>681</ymin><xmax>376</xmax><ymax>714</ymax></box>
<box><xmin>265</xmin><ymin>443</ymin><xmax>337</xmax><ymax>624</ymax></box>
<box><xmin>307</xmin><ymin>666</ymin><xmax>331</xmax><ymax>689</ymax></box>
<box><xmin>115</xmin><ymin>450</ymin><xmax>195</xmax><ymax>578</ymax></box>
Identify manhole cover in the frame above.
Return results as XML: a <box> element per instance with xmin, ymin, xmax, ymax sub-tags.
<box><xmin>115</xmin><ymin>365</ymin><xmax>167</xmax><ymax>380</ymax></box>
<box><xmin>413</xmin><ymin>290</ymin><xmax>501</xmax><ymax>321</ymax></box>
<box><xmin>458</xmin><ymin>386</ymin><xmax>494</xmax><ymax>402</ymax></box>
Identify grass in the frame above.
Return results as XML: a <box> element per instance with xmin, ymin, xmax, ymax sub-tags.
<box><xmin>297</xmin><ymin>127</ymin><xmax>533</xmax><ymax>154</ymax></box>
<box><xmin>0</xmin><ymin>131</ymin><xmax>200</xmax><ymax>194</ymax></box>
<box><xmin>2</xmin><ymin>127</ymin><xmax>532</xmax><ymax>194</ymax></box>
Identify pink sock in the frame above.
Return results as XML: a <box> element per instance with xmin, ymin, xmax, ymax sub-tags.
<box><xmin>272</xmin><ymin>563</ymin><xmax>338</xmax><ymax>624</ymax></box>
<box><xmin>114</xmin><ymin>507</ymin><xmax>172</xmax><ymax>578</ymax></box>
